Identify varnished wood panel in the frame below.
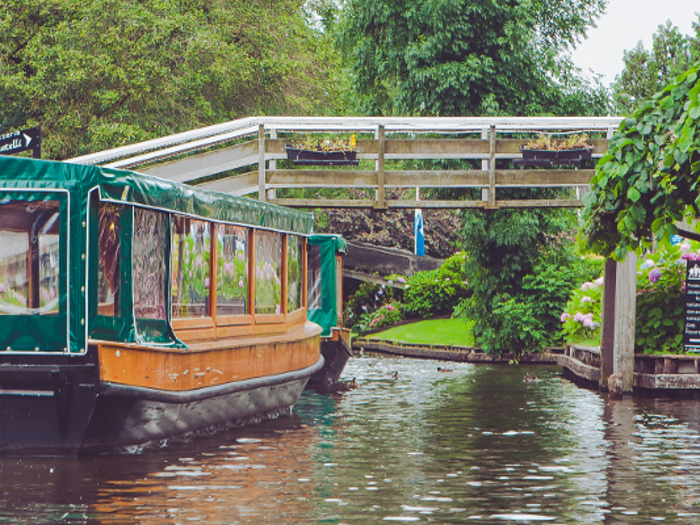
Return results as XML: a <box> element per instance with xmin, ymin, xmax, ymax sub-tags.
<box><xmin>96</xmin><ymin>322</ymin><xmax>322</xmax><ymax>391</ymax></box>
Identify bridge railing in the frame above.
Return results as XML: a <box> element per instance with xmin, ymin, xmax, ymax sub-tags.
<box><xmin>70</xmin><ymin>116</ymin><xmax>623</xmax><ymax>209</ymax></box>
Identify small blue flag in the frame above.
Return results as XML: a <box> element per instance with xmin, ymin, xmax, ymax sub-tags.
<box><xmin>414</xmin><ymin>208</ymin><xmax>425</xmax><ymax>256</ymax></box>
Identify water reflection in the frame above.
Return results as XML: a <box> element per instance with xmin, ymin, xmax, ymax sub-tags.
<box><xmin>1</xmin><ymin>354</ymin><xmax>700</xmax><ymax>523</ymax></box>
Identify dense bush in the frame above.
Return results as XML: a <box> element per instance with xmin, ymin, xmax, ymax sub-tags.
<box><xmin>357</xmin><ymin>302</ymin><xmax>405</xmax><ymax>333</ymax></box>
<box><xmin>344</xmin><ymin>279</ymin><xmax>402</xmax><ymax>331</ymax></box>
<box><xmin>561</xmin><ymin>240</ymin><xmax>700</xmax><ymax>354</ymax></box>
<box><xmin>403</xmin><ymin>252</ymin><xmax>470</xmax><ymax>318</ymax></box>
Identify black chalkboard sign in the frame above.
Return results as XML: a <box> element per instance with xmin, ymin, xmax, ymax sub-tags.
<box><xmin>0</xmin><ymin>127</ymin><xmax>41</xmax><ymax>158</ymax></box>
<box><xmin>683</xmin><ymin>259</ymin><xmax>700</xmax><ymax>352</ymax></box>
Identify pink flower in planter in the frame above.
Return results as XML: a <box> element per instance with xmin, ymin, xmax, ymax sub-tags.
<box><xmin>239</xmin><ymin>279</ymin><xmax>244</xmax><ymax>288</ymax></box>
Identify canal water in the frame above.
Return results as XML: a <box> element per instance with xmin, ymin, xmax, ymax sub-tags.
<box><xmin>2</xmin><ymin>354</ymin><xmax>700</xmax><ymax>524</ymax></box>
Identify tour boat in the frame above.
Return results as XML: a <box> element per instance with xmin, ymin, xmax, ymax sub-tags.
<box><xmin>0</xmin><ymin>155</ymin><xmax>323</xmax><ymax>455</ymax></box>
<box><xmin>306</xmin><ymin>234</ymin><xmax>352</xmax><ymax>387</ymax></box>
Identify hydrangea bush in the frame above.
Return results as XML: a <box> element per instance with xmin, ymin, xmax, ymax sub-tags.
<box><xmin>561</xmin><ymin>240</ymin><xmax>700</xmax><ymax>353</ymax></box>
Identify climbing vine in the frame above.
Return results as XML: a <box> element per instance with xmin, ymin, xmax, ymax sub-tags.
<box><xmin>583</xmin><ymin>63</ymin><xmax>700</xmax><ymax>260</ymax></box>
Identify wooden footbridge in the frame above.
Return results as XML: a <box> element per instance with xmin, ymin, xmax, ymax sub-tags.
<box><xmin>71</xmin><ymin>116</ymin><xmax>623</xmax><ymax>210</ymax></box>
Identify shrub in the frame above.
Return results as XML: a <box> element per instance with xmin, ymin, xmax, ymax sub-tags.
<box><xmin>344</xmin><ymin>280</ymin><xmax>401</xmax><ymax>331</ymax></box>
<box><xmin>358</xmin><ymin>302</ymin><xmax>405</xmax><ymax>333</ymax></box>
<box><xmin>403</xmin><ymin>252</ymin><xmax>470</xmax><ymax>318</ymax></box>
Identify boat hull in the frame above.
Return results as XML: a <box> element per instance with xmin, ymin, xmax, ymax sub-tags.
<box><xmin>308</xmin><ymin>328</ymin><xmax>352</xmax><ymax>387</ymax></box>
<box><xmin>82</xmin><ymin>357</ymin><xmax>323</xmax><ymax>452</ymax></box>
<box><xmin>0</xmin><ymin>322</ymin><xmax>323</xmax><ymax>455</ymax></box>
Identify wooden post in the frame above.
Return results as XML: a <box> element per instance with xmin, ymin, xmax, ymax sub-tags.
<box><xmin>258</xmin><ymin>124</ymin><xmax>266</xmax><ymax>202</ymax></box>
<box><xmin>488</xmin><ymin>125</ymin><xmax>496</xmax><ymax>209</ymax></box>
<box><xmin>376</xmin><ymin>125</ymin><xmax>386</xmax><ymax>209</ymax></box>
<box><xmin>613</xmin><ymin>252</ymin><xmax>637</xmax><ymax>394</ymax></box>
<box><xmin>600</xmin><ymin>258</ymin><xmax>617</xmax><ymax>390</ymax></box>
<box><xmin>481</xmin><ymin>128</ymin><xmax>489</xmax><ymax>203</ymax></box>
<box><xmin>267</xmin><ymin>128</ymin><xmax>276</xmax><ymax>201</ymax></box>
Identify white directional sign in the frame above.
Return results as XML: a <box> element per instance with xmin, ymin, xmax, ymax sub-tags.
<box><xmin>0</xmin><ymin>127</ymin><xmax>41</xmax><ymax>158</ymax></box>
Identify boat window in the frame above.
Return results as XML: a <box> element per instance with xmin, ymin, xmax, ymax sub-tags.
<box><xmin>132</xmin><ymin>208</ymin><xmax>168</xmax><ymax>320</ymax></box>
<box><xmin>255</xmin><ymin>230</ymin><xmax>282</xmax><ymax>315</ymax></box>
<box><xmin>287</xmin><ymin>235</ymin><xmax>303</xmax><ymax>312</ymax></box>
<box><xmin>97</xmin><ymin>202</ymin><xmax>121</xmax><ymax>317</ymax></box>
<box><xmin>171</xmin><ymin>216</ymin><xmax>211</xmax><ymax>318</ymax></box>
<box><xmin>307</xmin><ymin>244</ymin><xmax>322</xmax><ymax>311</ymax></box>
<box><xmin>217</xmin><ymin>225</ymin><xmax>248</xmax><ymax>316</ymax></box>
<box><xmin>0</xmin><ymin>200</ymin><xmax>60</xmax><ymax>315</ymax></box>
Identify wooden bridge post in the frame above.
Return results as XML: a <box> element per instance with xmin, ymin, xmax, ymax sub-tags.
<box><xmin>267</xmin><ymin>128</ymin><xmax>276</xmax><ymax>200</ymax></box>
<box><xmin>601</xmin><ymin>253</ymin><xmax>637</xmax><ymax>394</ymax></box>
<box><xmin>258</xmin><ymin>124</ymin><xmax>266</xmax><ymax>202</ymax></box>
<box><xmin>376</xmin><ymin>125</ymin><xmax>386</xmax><ymax>209</ymax></box>
<box><xmin>481</xmin><ymin>128</ymin><xmax>489</xmax><ymax>203</ymax></box>
<box><xmin>487</xmin><ymin>125</ymin><xmax>496</xmax><ymax>209</ymax></box>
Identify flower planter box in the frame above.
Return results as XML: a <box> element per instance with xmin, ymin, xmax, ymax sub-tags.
<box><xmin>285</xmin><ymin>145</ymin><xmax>358</xmax><ymax>166</ymax></box>
<box><xmin>518</xmin><ymin>146</ymin><xmax>593</xmax><ymax>167</ymax></box>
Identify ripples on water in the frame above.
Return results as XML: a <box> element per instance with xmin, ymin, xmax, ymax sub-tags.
<box><xmin>2</xmin><ymin>354</ymin><xmax>700</xmax><ymax>523</ymax></box>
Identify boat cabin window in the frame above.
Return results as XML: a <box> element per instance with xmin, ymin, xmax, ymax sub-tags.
<box><xmin>216</xmin><ymin>225</ymin><xmax>249</xmax><ymax>316</ymax></box>
<box><xmin>97</xmin><ymin>203</ymin><xmax>121</xmax><ymax>317</ymax></box>
<box><xmin>132</xmin><ymin>208</ymin><xmax>168</xmax><ymax>321</ymax></box>
<box><xmin>255</xmin><ymin>230</ymin><xmax>282</xmax><ymax>315</ymax></box>
<box><xmin>307</xmin><ymin>244</ymin><xmax>322</xmax><ymax>311</ymax></box>
<box><xmin>287</xmin><ymin>235</ymin><xmax>303</xmax><ymax>313</ymax></box>
<box><xmin>0</xmin><ymin>200</ymin><xmax>60</xmax><ymax>315</ymax></box>
<box><xmin>171</xmin><ymin>216</ymin><xmax>211</xmax><ymax>319</ymax></box>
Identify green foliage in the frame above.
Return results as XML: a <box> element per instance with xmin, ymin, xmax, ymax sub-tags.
<box><xmin>344</xmin><ymin>280</ymin><xmax>400</xmax><ymax>331</ymax></box>
<box><xmin>0</xmin><ymin>0</ymin><xmax>345</xmax><ymax>159</ymax></box>
<box><xmin>560</xmin><ymin>241</ymin><xmax>700</xmax><ymax>354</ymax></box>
<box><xmin>458</xmin><ymin>200</ymin><xmax>585</xmax><ymax>355</ymax></box>
<box><xmin>403</xmin><ymin>252</ymin><xmax>470</xmax><ymax>318</ymax></box>
<box><xmin>613</xmin><ymin>20</ymin><xmax>700</xmax><ymax>114</ymax></box>
<box><xmin>359</xmin><ymin>302</ymin><xmax>404</xmax><ymax>334</ymax></box>
<box><xmin>560</xmin><ymin>276</ymin><xmax>603</xmax><ymax>345</ymax></box>
<box><xmin>584</xmin><ymin>63</ymin><xmax>700</xmax><ymax>260</ymax></box>
<box><xmin>337</xmin><ymin>0</ymin><xmax>609</xmax><ymax>116</ymax></box>
<box><xmin>635</xmin><ymin>241</ymin><xmax>693</xmax><ymax>355</ymax></box>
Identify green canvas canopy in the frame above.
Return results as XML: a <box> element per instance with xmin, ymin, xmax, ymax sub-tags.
<box><xmin>0</xmin><ymin>155</ymin><xmax>314</xmax><ymax>354</ymax></box>
<box><xmin>307</xmin><ymin>234</ymin><xmax>347</xmax><ymax>337</ymax></box>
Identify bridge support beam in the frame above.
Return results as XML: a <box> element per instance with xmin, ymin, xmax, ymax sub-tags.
<box><xmin>600</xmin><ymin>253</ymin><xmax>637</xmax><ymax>395</ymax></box>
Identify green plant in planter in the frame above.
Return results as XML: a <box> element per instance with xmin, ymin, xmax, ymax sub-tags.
<box><xmin>291</xmin><ymin>134</ymin><xmax>356</xmax><ymax>152</ymax></box>
<box><xmin>217</xmin><ymin>241</ymin><xmax>247</xmax><ymax>302</ymax></box>
<box><xmin>255</xmin><ymin>260</ymin><xmax>282</xmax><ymax>314</ymax></box>
<box><xmin>524</xmin><ymin>133</ymin><xmax>592</xmax><ymax>151</ymax></box>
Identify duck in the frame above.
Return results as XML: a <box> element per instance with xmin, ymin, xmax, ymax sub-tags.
<box><xmin>348</xmin><ymin>378</ymin><xmax>359</xmax><ymax>389</ymax></box>
<box><xmin>392</xmin><ymin>371</ymin><xmax>399</xmax><ymax>380</ymax></box>
<box><xmin>437</xmin><ymin>367</ymin><xmax>453</xmax><ymax>373</ymax></box>
<box><xmin>523</xmin><ymin>372</ymin><xmax>538</xmax><ymax>383</ymax></box>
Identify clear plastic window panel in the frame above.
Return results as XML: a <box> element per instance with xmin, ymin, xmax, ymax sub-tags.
<box><xmin>307</xmin><ymin>245</ymin><xmax>322</xmax><ymax>311</ymax></box>
<box><xmin>287</xmin><ymin>235</ymin><xmax>303</xmax><ymax>312</ymax></box>
<box><xmin>255</xmin><ymin>230</ymin><xmax>282</xmax><ymax>315</ymax></box>
<box><xmin>0</xmin><ymin>200</ymin><xmax>60</xmax><ymax>315</ymax></box>
<box><xmin>217</xmin><ymin>225</ymin><xmax>248</xmax><ymax>316</ymax></box>
<box><xmin>171</xmin><ymin>216</ymin><xmax>211</xmax><ymax>319</ymax></box>
<box><xmin>132</xmin><ymin>208</ymin><xmax>168</xmax><ymax>320</ymax></box>
<box><xmin>97</xmin><ymin>203</ymin><xmax>121</xmax><ymax>317</ymax></box>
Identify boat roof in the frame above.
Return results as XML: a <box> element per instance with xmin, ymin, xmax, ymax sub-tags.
<box><xmin>0</xmin><ymin>155</ymin><xmax>314</xmax><ymax>235</ymax></box>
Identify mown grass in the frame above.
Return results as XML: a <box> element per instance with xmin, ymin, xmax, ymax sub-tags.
<box><xmin>366</xmin><ymin>317</ymin><xmax>475</xmax><ymax>347</ymax></box>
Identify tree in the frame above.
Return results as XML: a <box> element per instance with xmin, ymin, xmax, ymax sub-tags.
<box><xmin>584</xmin><ymin>63</ymin><xmax>700</xmax><ymax>260</ymax></box>
<box><xmin>337</xmin><ymin>0</ymin><xmax>609</xmax><ymax>117</ymax></box>
<box><xmin>612</xmin><ymin>19</ymin><xmax>700</xmax><ymax>114</ymax></box>
<box><xmin>0</xmin><ymin>0</ymin><xmax>345</xmax><ymax>159</ymax></box>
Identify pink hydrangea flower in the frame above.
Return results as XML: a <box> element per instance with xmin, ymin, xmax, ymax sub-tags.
<box><xmin>682</xmin><ymin>251</ymin><xmax>696</xmax><ymax>261</ymax></box>
<box><xmin>573</xmin><ymin>312</ymin><xmax>584</xmax><ymax>322</ymax></box>
<box><xmin>594</xmin><ymin>276</ymin><xmax>604</xmax><ymax>287</ymax></box>
<box><xmin>561</xmin><ymin>312</ymin><xmax>571</xmax><ymax>322</ymax></box>
<box><xmin>581</xmin><ymin>296</ymin><xmax>592</xmax><ymax>304</ymax></box>
<box><xmin>583</xmin><ymin>318</ymin><xmax>593</xmax><ymax>328</ymax></box>
<box><xmin>581</xmin><ymin>282</ymin><xmax>594</xmax><ymax>291</ymax></box>
<box><xmin>386</xmin><ymin>305</ymin><xmax>395</xmax><ymax>311</ymax></box>
<box><xmin>649</xmin><ymin>268</ymin><xmax>662</xmax><ymax>283</ymax></box>
<box><xmin>681</xmin><ymin>242</ymin><xmax>692</xmax><ymax>252</ymax></box>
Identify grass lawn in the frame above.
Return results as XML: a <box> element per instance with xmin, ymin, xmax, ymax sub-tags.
<box><xmin>366</xmin><ymin>317</ymin><xmax>475</xmax><ymax>347</ymax></box>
